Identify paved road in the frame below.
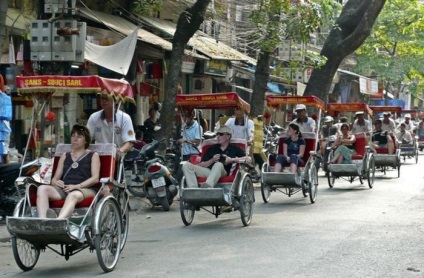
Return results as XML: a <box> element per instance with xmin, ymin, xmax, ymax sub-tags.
<box><xmin>0</xmin><ymin>157</ymin><xmax>423</xmax><ymax>277</ymax></box>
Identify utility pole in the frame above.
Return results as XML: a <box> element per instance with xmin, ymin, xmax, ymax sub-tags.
<box><xmin>0</xmin><ymin>0</ymin><xmax>8</xmax><ymax>60</ymax></box>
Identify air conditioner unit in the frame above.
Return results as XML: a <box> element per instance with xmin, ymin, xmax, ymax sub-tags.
<box><xmin>30</xmin><ymin>20</ymin><xmax>51</xmax><ymax>53</ymax></box>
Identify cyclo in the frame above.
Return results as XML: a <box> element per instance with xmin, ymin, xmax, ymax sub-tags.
<box><xmin>325</xmin><ymin>103</ymin><xmax>375</xmax><ymax>188</ymax></box>
<box><xmin>369</xmin><ymin>106</ymin><xmax>402</xmax><ymax>177</ymax></box>
<box><xmin>260</xmin><ymin>95</ymin><xmax>322</xmax><ymax>204</ymax></box>
<box><xmin>176</xmin><ymin>92</ymin><xmax>255</xmax><ymax>226</ymax></box>
<box><xmin>398</xmin><ymin>109</ymin><xmax>419</xmax><ymax>163</ymax></box>
<box><xmin>6</xmin><ymin>75</ymin><xmax>131</xmax><ymax>272</ymax></box>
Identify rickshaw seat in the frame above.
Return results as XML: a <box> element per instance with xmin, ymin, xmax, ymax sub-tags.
<box><xmin>190</xmin><ymin>138</ymin><xmax>247</xmax><ymax>184</ymax></box>
<box><xmin>269</xmin><ymin>132</ymin><xmax>316</xmax><ymax>167</ymax></box>
<box><xmin>29</xmin><ymin>144</ymin><xmax>116</xmax><ymax>208</ymax></box>
<box><xmin>375</xmin><ymin>135</ymin><xmax>397</xmax><ymax>154</ymax></box>
<box><xmin>351</xmin><ymin>132</ymin><xmax>367</xmax><ymax>160</ymax></box>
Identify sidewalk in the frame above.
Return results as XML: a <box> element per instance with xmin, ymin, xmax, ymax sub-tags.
<box><xmin>0</xmin><ymin>219</ymin><xmax>10</xmax><ymax>243</ymax></box>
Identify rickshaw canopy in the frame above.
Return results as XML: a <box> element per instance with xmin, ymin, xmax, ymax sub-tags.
<box><xmin>326</xmin><ymin>103</ymin><xmax>373</xmax><ymax>117</ymax></box>
<box><xmin>16</xmin><ymin>75</ymin><xmax>134</xmax><ymax>103</ymax></box>
<box><xmin>175</xmin><ymin>92</ymin><xmax>250</xmax><ymax>114</ymax></box>
<box><xmin>369</xmin><ymin>106</ymin><xmax>402</xmax><ymax>117</ymax></box>
<box><xmin>266</xmin><ymin>95</ymin><xmax>325</xmax><ymax>112</ymax></box>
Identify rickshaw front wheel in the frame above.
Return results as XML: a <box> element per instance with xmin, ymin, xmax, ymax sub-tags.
<box><xmin>95</xmin><ymin>198</ymin><xmax>122</xmax><ymax>272</ymax></box>
<box><xmin>308</xmin><ymin>165</ymin><xmax>318</xmax><ymax>204</ymax></box>
<box><xmin>240</xmin><ymin>177</ymin><xmax>254</xmax><ymax>226</ymax></box>
<box><xmin>367</xmin><ymin>157</ymin><xmax>375</xmax><ymax>188</ymax></box>
<box><xmin>12</xmin><ymin>236</ymin><xmax>40</xmax><ymax>271</ymax></box>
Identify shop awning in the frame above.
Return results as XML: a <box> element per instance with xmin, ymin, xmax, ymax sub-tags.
<box><xmin>337</xmin><ymin>69</ymin><xmax>379</xmax><ymax>96</ymax></box>
<box><xmin>6</xmin><ymin>8</ymin><xmax>34</xmax><ymax>35</ymax></box>
<box><xmin>78</xmin><ymin>8</ymin><xmax>208</xmax><ymax>60</ymax></box>
<box><xmin>138</xmin><ymin>16</ymin><xmax>256</xmax><ymax>64</ymax></box>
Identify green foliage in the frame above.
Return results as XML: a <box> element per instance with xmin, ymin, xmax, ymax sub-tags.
<box><xmin>133</xmin><ymin>0</ymin><xmax>164</xmax><ymax>16</ymax></box>
<box><xmin>355</xmin><ymin>0</ymin><xmax>424</xmax><ymax>96</ymax></box>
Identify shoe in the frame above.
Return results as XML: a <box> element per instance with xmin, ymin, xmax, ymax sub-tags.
<box><xmin>302</xmin><ymin>188</ymin><xmax>309</xmax><ymax>197</ymax></box>
<box><xmin>201</xmin><ymin>183</ymin><xmax>212</xmax><ymax>188</ymax></box>
<box><xmin>220</xmin><ymin>206</ymin><xmax>232</xmax><ymax>213</ymax></box>
<box><xmin>46</xmin><ymin>209</ymin><xmax>57</xmax><ymax>218</ymax></box>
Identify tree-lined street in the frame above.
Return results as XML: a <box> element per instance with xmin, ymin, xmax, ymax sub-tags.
<box><xmin>0</xmin><ymin>157</ymin><xmax>423</xmax><ymax>277</ymax></box>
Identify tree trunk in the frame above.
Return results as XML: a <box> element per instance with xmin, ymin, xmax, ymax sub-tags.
<box><xmin>250</xmin><ymin>51</ymin><xmax>271</xmax><ymax>117</ymax></box>
<box><xmin>0</xmin><ymin>1</ymin><xmax>8</xmax><ymax>59</ymax></box>
<box><xmin>155</xmin><ymin>0</ymin><xmax>211</xmax><ymax>153</ymax></box>
<box><xmin>303</xmin><ymin>0</ymin><xmax>386</xmax><ymax>102</ymax></box>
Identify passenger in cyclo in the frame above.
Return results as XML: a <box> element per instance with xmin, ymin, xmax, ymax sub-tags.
<box><xmin>417</xmin><ymin>119</ymin><xmax>424</xmax><ymax>139</ymax></box>
<box><xmin>370</xmin><ymin>119</ymin><xmax>394</xmax><ymax>154</ymax></box>
<box><xmin>381</xmin><ymin>112</ymin><xmax>396</xmax><ymax>133</ymax></box>
<box><xmin>290</xmin><ymin>104</ymin><xmax>316</xmax><ymax>133</ymax></box>
<box><xmin>396</xmin><ymin>123</ymin><xmax>413</xmax><ymax>145</ymax></box>
<box><xmin>329</xmin><ymin>123</ymin><xmax>356</xmax><ymax>164</ymax></box>
<box><xmin>36</xmin><ymin>125</ymin><xmax>101</xmax><ymax>218</ymax></box>
<box><xmin>182</xmin><ymin>125</ymin><xmax>251</xmax><ymax>189</ymax></box>
<box><xmin>273</xmin><ymin>123</ymin><xmax>305</xmax><ymax>173</ymax></box>
<box><xmin>351</xmin><ymin>111</ymin><xmax>372</xmax><ymax>135</ymax></box>
<box><xmin>399</xmin><ymin>113</ymin><xmax>415</xmax><ymax>133</ymax></box>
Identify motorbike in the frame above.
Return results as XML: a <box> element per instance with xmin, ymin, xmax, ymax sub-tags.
<box><xmin>125</xmin><ymin>139</ymin><xmax>178</xmax><ymax>211</ymax></box>
<box><xmin>0</xmin><ymin>159</ymin><xmax>40</xmax><ymax>217</ymax></box>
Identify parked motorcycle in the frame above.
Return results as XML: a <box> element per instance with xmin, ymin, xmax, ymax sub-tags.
<box><xmin>142</xmin><ymin>139</ymin><xmax>178</xmax><ymax>211</ymax></box>
<box><xmin>125</xmin><ymin>139</ymin><xmax>178</xmax><ymax>210</ymax></box>
<box><xmin>0</xmin><ymin>160</ymin><xmax>40</xmax><ymax>217</ymax></box>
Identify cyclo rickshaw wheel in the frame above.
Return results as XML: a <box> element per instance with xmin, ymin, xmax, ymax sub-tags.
<box><xmin>94</xmin><ymin>198</ymin><xmax>122</xmax><ymax>272</ymax></box>
<box><xmin>240</xmin><ymin>177</ymin><xmax>254</xmax><ymax>226</ymax></box>
<box><xmin>11</xmin><ymin>198</ymin><xmax>40</xmax><ymax>271</ymax></box>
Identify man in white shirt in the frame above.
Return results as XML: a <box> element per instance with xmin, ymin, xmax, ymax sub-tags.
<box><xmin>396</xmin><ymin>123</ymin><xmax>413</xmax><ymax>145</ymax></box>
<box><xmin>87</xmin><ymin>93</ymin><xmax>135</xmax><ymax>157</ymax></box>
<box><xmin>399</xmin><ymin>113</ymin><xmax>415</xmax><ymax>132</ymax></box>
<box><xmin>290</xmin><ymin>104</ymin><xmax>316</xmax><ymax>133</ymax></box>
<box><xmin>225</xmin><ymin>108</ymin><xmax>254</xmax><ymax>143</ymax></box>
<box><xmin>351</xmin><ymin>111</ymin><xmax>371</xmax><ymax>134</ymax></box>
<box><xmin>381</xmin><ymin>112</ymin><xmax>396</xmax><ymax>133</ymax></box>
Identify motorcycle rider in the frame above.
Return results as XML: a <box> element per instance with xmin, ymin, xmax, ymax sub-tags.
<box><xmin>182</xmin><ymin>125</ymin><xmax>251</xmax><ymax>189</ymax></box>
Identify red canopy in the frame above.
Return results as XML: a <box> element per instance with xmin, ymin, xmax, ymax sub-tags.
<box><xmin>176</xmin><ymin>92</ymin><xmax>250</xmax><ymax>114</ymax></box>
<box><xmin>266</xmin><ymin>95</ymin><xmax>325</xmax><ymax>111</ymax></box>
<box><xmin>16</xmin><ymin>75</ymin><xmax>134</xmax><ymax>102</ymax></box>
<box><xmin>326</xmin><ymin>103</ymin><xmax>373</xmax><ymax>117</ymax></box>
<box><xmin>369</xmin><ymin>106</ymin><xmax>402</xmax><ymax>117</ymax></box>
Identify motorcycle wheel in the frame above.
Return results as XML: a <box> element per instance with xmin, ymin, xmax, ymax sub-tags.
<box><xmin>126</xmin><ymin>183</ymin><xmax>146</xmax><ymax>198</ymax></box>
<box><xmin>160</xmin><ymin>196</ymin><xmax>170</xmax><ymax>211</ymax></box>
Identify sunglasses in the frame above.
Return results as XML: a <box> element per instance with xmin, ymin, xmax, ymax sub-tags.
<box><xmin>217</xmin><ymin>132</ymin><xmax>229</xmax><ymax>136</ymax></box>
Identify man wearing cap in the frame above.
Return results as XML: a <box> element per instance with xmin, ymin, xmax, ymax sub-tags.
<box><xmin>371</xmin><ymin>119</ymin><xmax>394</xmax><ymax>154</ymax></box>
<box><xmin>381</xmin><ymin>112</ymin><xmax>396</xmax><ymax>132</ymax></box>
<box><xmin>87</xmin><ymin>93</ymin><xmax>135</xmax><ymax>157</ymax></box>
<box><xmin>319</xmin><ymin>116</ymin><xmax>340</xmax><ymax>158</ymax></box>
<box><xmin>290</xmin><ymin>104</ymin><xmax>316</xmax><ymax>133</ymax></box>
<box><xmin>351</xmin><ymin>111</ymin><xmax>372</xmax><ymax>134</ymax></box>
<box><xmin>182</xmin><ymin>125</ymin><xmax>251</xmax><ymax>189</ymax></box>
<box><xmin>396</xmin><ymin>123</ymin><xmax>413</xmax><ymax>145</ymax></box>
<box><xmin>399</xmin><ymin>114</ymin><xmax>415</xmax><ymax>132</ymax></box>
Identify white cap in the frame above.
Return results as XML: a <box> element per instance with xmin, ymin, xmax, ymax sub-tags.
<box><xmin>324</xmin><ymin>116</ymin><xmax>333</xmax><ymax>122</ymax></box>
<box><xmin>355</xmin><ymin>111</ymin><xmax>364</xmax><ymax>116</ymax></box>
<box><xmin>405</xmin><ymin>113</ymin><xmax>411</xmax><ymax>118</ymax></box>
<box><xmin>295</xmin><ymin>104</ymin><xmax>306</xmax><ymax>111</ymax></box>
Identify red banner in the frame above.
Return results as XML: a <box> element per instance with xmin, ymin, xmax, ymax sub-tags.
<box><xmin>266</xmin><ymin>95</ymin><xmax>325</xmax><ymax>111</ymax></box>
<box><xmin>369</xmin><ymin>106</ymin><xmax>402</xmax><ymax>116</ymax></box>
<box><xmin>176</xmin><ymin>92</ymin><xmax>250</xmax><ymax>114</ymax></box>
<box><xmin>16</xmin><ymin>75</ymin><xmax>134</xmax><ymax>102</ymax></box>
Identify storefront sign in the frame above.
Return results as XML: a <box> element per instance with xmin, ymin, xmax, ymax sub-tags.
<box><xmin>182</xmin><ymin>56</ymin><xmax>196</xmax><ymax>73</ymax></box>
<box><xmin>203</xmin><ymin>60</ymin><xmax>227</xmax><ymax>76</ymax></box>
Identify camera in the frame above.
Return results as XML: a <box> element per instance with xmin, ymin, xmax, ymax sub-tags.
<box><xmin>219</xmin><ymin>155</ymin><xmax>227</xmax><ymax>163</ymax></box>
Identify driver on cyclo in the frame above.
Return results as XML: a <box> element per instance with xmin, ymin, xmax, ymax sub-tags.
<box><xmin>396</xmin><ymin>123</ymin><xmax>413</xmax><ymax>145</ymax></box>
<box><xmin>371</xmin><ymin>119</ymin><xmax>394</xmax><ymax>154</ymax></box>
<box><xmin>319</xmin><ymin>115</ymin><xmax>340</xmax><ymax>158</ymax></box>
<box><xmin>182</xmin><ymin>125</ymin><xmax>251</xmax><ymax>189</ymax></box>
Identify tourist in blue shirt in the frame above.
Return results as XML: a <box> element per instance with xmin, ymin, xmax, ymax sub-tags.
<box><xmin>177</xmin><ymin>110</ymin><xmax>202</xmax><ymax>161</ymax></box>
<box><xmin>274</xmin><ymin>123</ymin><xmax>305</xmax><ymax>173</ymax></box>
